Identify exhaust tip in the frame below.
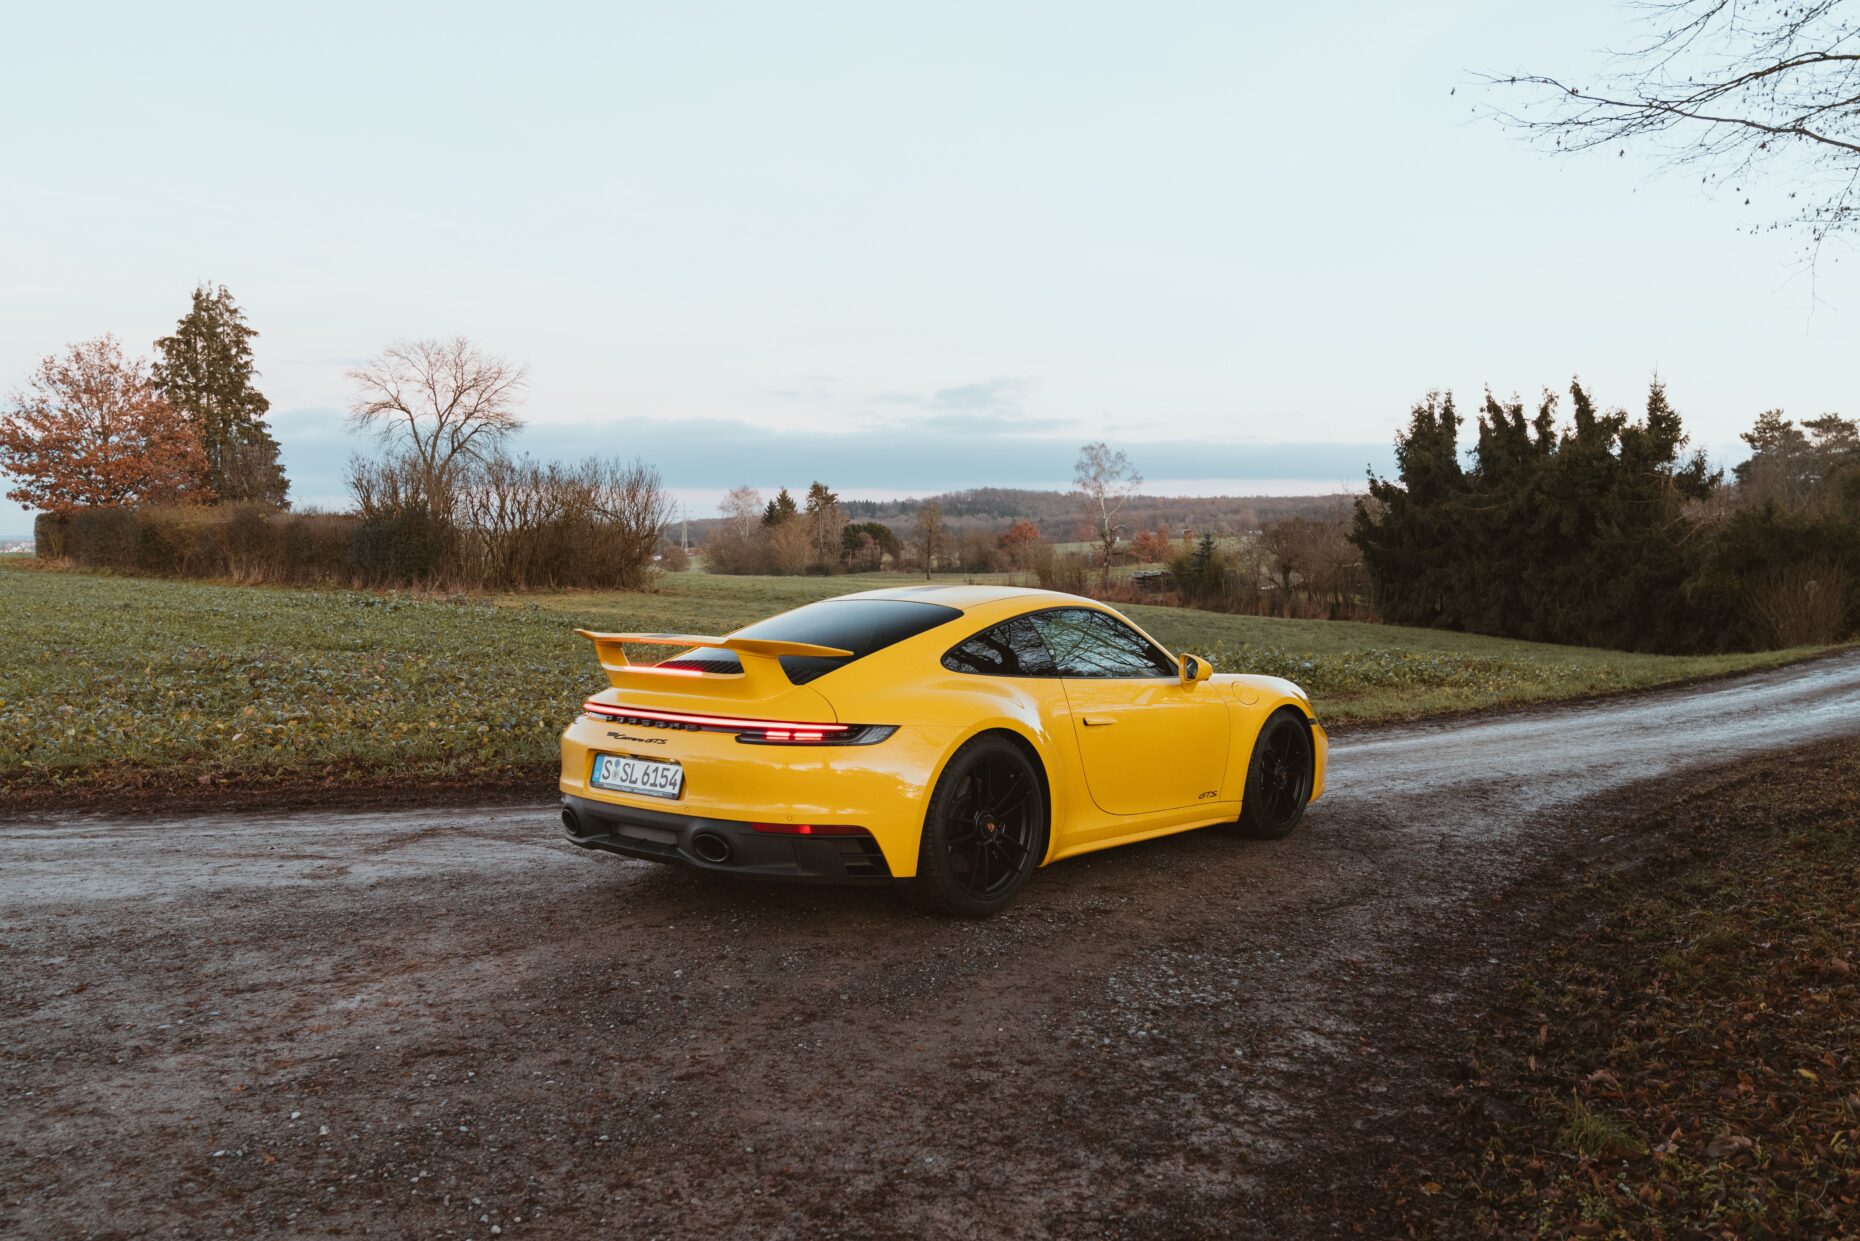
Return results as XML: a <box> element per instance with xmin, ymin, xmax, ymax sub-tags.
<box><xmin>690</xmin><ymin>832</ymin><xmax>733</xmax><ymax>864</ymax></box>
<box><xmin>561</xmin><ymin>807</ymin><xmax>582</xmax><ymax>836</ymax></box>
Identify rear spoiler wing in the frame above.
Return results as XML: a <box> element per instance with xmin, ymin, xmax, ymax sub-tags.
<box><xmin>574</xmin><ymin>631</ymin><xmax>853</xmax><ymax>689</ymax></box>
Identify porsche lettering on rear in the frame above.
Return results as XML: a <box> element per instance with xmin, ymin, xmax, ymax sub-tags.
<box><xmin>557</xmin><ymin>586</ymin><xmax>1326</xmax><ymax>916</ymax></box>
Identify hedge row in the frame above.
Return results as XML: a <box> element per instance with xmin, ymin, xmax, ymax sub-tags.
<box><xmin>32</xmin><ymin>505</ymin><xmax>656</xmax><ymax>591</ymax></box>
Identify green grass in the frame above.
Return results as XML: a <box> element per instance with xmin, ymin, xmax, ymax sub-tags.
<box><xmin>0</xmin><ymin>562</ymin><xmax>1828</xmax><ymax>795</ymax></box>
<box><xmin>1556</xmin><ymin>1096</ymin><xmax>1647</xmax><ymax>1161</ymax></box>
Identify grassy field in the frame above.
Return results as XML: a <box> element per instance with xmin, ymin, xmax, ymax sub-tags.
<box><xmin>0</xmin><ymin>561</ymin><xmax>1827</xmax><ymax>798</ymax></box>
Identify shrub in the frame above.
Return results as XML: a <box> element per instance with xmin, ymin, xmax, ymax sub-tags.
<box><xmin>349</xmin><ymin>508</ymin><xmax>454</xmax><ymax>585</ymax></box>
<box><xmin>37</xmin><ymin>452</ymin><xmax>671</xmax><ymax>595</ymax></box>
<box><xmin>1034</xmin><ymin>546</ymin><xmax>1091</xmax><ymax>594</ymax></box>
<box><xmin>279</xmin><ymin>513</ymin><xmax>359</xmax><ymax>582</ymax></box>
<box><xmin>1751</xmin><ymin>560</ymin><xmax>1851</xmax><ymax>647</ymax></box>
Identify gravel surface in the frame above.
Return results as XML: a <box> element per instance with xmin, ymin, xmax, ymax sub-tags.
<box><xmin>3</xmin><ymin>653</ymin><xmax>1858</xmax><ymax>1239</ymax></box>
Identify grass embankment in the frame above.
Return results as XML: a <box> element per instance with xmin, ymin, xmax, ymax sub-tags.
<box><xmin>0</xmin><ymin>561</ymin><xmax>1826</xmax><ymax>804</ymax></box>
<box><xmin>1394</xmin><ymin>741</ymin><xmax>1860</xmax><ymax>1237</ymax></box>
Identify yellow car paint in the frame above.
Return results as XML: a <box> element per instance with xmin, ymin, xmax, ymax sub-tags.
<box><xmin>559</xmin><ymin>585</ymin><xmax>1325</xmax><ymax>879</ymax></box>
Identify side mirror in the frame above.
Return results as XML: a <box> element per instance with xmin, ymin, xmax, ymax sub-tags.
<box><xmin>1178</xmin><ymin>653</ymin><xmax>1213</xmax><ymax>684</ymax></box>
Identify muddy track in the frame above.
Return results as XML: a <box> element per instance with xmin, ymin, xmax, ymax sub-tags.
<box><xmin>3</xmin><ymin>654</ymin><xmax>1858</xmax><ymax>1239</ymax></box>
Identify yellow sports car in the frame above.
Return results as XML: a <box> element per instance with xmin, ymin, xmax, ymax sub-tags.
<box><xmin>559</xmin><ymin>585</ymin><xmax>1325</xmax><ymax>915</ymax></box>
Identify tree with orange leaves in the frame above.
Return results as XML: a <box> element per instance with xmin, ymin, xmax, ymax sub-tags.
<box><xmin>0</xmin><ymin>336</ymin><xmax>211</xmax><ymax>513</ymax></box>
<box><xmin>1131</xmin><ymin>525</ymin><xmax>1173</xmax><ymax>563</ymax></box>
<box><xmin>997</xmin><ymin>518</ymin><xmax>1044</xmax><ymax>570</ymax></box>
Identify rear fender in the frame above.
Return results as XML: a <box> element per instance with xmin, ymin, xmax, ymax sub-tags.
<box><xmin>928</xmin><ymin>718</ymin><xmax>1068</xmax><ymax>868</ymax></box>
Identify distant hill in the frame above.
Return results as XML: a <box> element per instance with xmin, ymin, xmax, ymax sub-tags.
<box><xmin>682</xmin><ymin>487</ymin><xmax>1355</xmax><ymax>545</ymax></box>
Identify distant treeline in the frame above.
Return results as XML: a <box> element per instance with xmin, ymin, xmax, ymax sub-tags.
<box><xmin>689</xmin><ymin>487</ymin><xmax>1353</xmax><ymax>548</ymax></box>
<box><xmin>1353</xmin><ymin>383</ymin><xmax>1859</xmax><ymax>652</ymax></box>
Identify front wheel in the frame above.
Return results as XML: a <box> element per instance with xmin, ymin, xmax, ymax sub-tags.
<box><xmin>1235</xmin><ymin>710</ymin><xmax>1314</xmax><ymax>840</ymax></box>
<box><xmin>903</xmin><ymin>737</ymin><xmax>1046</xmax><ymax>917</ymax></box>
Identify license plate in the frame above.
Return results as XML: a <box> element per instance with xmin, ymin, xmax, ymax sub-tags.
<box><xmin>590</xmin><ymin>753</ymin><xmax>685</xmax><ymax>800</ymax></box>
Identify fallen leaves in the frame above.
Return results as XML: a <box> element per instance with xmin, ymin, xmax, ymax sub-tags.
<box><xmin>1389</xmin><ymin>740</ymin><xmax>1860</xmax><ymax>1236</ymax></box>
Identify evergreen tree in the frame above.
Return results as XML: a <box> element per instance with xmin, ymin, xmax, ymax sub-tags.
<box><xmin>1734</xmin><ymin>410</ymin><xmax>1858</xmax><ymax>508</ymax></box>
<box><xmin>1352</xmin><ymin>380</ymin><xmax>1722</xmax><ymax>653</ymax></box>
<box><xmin>1352</xmin><ymin>391</ymin><xmax>1467</xmax><ymax>629</ymax></box>
<box><xmin>762</xmin><ymin>487</ymin><xmax>798</xmax><ymax>526</ymax></box>
<box><xmin>842</xmin><ymin>520</ymin><xmax>901</xmax><ymax>566</ymax></box>
<box><xmin>152</xmin><ymin>284</ymin><xmax>288</xmax><ymax>506</ymax></box>
<box><xmin>1187</xmin><ymin>532</ymin><xmax>1222</xmax><ymax>599</ymax></box>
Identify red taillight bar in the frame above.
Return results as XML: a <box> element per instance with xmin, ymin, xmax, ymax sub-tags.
<box><xmin>580</xmin><ymin>700</ymin><xmax>850</xmax><ymax>733</ymax></box>
<box><xmin>751</xmin><ymin>822</ymin><xmax>869</xmax><ymax>836</ymax></box>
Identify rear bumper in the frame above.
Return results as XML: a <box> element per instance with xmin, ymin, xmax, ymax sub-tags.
<box><xmin>560</xmin><ymin>794</ymin><xmax>894</xmax><ymax>884</ymax></box>
<box><xmin>560</xmin><ymin>714</ymin><xmax>962</xmax><ymax>877</ymax></box>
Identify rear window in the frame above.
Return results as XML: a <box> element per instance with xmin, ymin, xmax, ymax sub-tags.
<box><xmin>658</xmin><ymin>598</ymin><xmax>963</xmax><ymax>685</ymax></box>
<box><xmin>942</xmin><ymin>615</ymin><xmax>1058</xmax><ymax>677</ymax></box>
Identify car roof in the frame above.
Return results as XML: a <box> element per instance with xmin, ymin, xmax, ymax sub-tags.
<box><xmin>825</xmin><ymin>583</ymin><xmax>1095</xmax><ymax>612</ymax></box>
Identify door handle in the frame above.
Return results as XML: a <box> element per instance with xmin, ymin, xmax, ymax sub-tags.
<box><xmin>1081</xmin><ymin>716</ymin><xmax>1117</xmax><ymax>727</ymax></box>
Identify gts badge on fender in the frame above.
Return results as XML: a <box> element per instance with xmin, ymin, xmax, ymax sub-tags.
<box><xmin>1198</xmin><ymin>790</ymin><xmax>1218</xmax><ymax>799</ymax></box>
<box><xmin>606</xmin><ymin>731</ymin><xmax>667</xmax><ymax>745</ymax></box>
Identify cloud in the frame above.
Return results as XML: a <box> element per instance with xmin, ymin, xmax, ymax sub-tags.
<box><xmin>874</xmin><ymin>376</ymin><xmax>1029</xmax><ymax>413</ymax></box>
<box><xmin>863</xmin><ymin>375</ymin><xmax>1078</xmax><ymax>434</ymax></box>
<box><xmin>905</xmin><ymin>409</ymin><xmax>1078</xmax><ymax>434</ymax></box>
<box><xmin>762</xmin><ymin>375</ymin><xmax>842</xmax><ymax>403</ymax></box>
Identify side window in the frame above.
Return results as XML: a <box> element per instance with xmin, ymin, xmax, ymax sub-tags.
<box><xmin>942</xmin><ymin>615</ymin><xmax>1058</xmax><ymax>677</ymax></box>
<box><xmin>1028</xmin><ymin>608</ymin><xmax>1176</xmax><ymax>678</ymax></box>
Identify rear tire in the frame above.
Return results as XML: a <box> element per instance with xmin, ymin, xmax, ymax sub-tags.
<box><xmin>903</xmin><ymin>736</ymin><xmax>1046</xmax><ymax>917</ymax></box>
<box><xmin>1235</xmin><ymin>709</ymin><xmax>1314</xmax><ymax>840</ymax></box>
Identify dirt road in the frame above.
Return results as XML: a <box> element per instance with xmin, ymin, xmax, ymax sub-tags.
<box><xmin>4</xmin><ymin>654</ymin><xmax>1858</xmax><ymax>1239</ymax></box>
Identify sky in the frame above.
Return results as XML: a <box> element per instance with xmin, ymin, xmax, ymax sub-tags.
<box><xmin>3</xmin><ymin>0</ymin><xmax>1857</xmax><ymax>534</ymax></box>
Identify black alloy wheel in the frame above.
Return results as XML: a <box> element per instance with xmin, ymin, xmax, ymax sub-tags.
<box><xmin>1236</xmin><ymin>709</ymin><xmax>1314</xmax><ymax>840</ymax></box>
<box><xmin>905</xmin><ymin>736</ymin><xmax>1045</xmax><ymax>916</ymax></box>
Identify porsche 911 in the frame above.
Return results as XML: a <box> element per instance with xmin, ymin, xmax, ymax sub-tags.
<box><xmin>558</xmin><ymin>585</ymin><xmax>1325</xmax><ymax>915</ymax></box>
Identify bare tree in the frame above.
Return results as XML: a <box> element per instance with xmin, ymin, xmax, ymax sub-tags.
<box><xmin>1073</xmin><ymin>442</ymin><xmax>1142</xmax><ymax>588</ymax></box>
<box><xmin>590</xmin><ymin>458</ymin><xmax>674</xmax><ymax>582</ymax></box>
<box><xmin>719</xmin><ymin>486</ymin><xmax>761</xmax><ymax>535</ymax></box>
<box><xmin>444</xmin><ymin>455</ymin><xmax>670</xmax><ymax>590</ymax></box>
<box><xmin>704</xmin><ymin>485</ymin><xmax>765</xmax><ymax>574</ymax></box>
<box><xmin>914</xmin><ymin>500</ymin><xmax>946</xmax><ymax>580</ymax></box>
<box><xmin>1258</xmin><ymin>509</ymin><xmax>1367</xmax><ymax>618</ymax></box>
<box><xmin>1485</xmin><ymin>1</ymin><xmax>1860</xmax><ymax>250</ymax></box>
<box><xmin>345</xmin><ymin>450</ymin><xmax>432</xmax><ymax>520</ymax></box>
<box><xmin>802</xmin><ymin>480</ymin><xmax>847</xmax><ymax>571</ymax></box>
<box><xmin>1255</xmin><ymin>521</ymin><xmax>1293</xmax><ymax>597</ymax></box>
<box><xmin>347</xmin><ymin>337</ymin><xmax>527</xmax><ymax>517</ymax></box>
